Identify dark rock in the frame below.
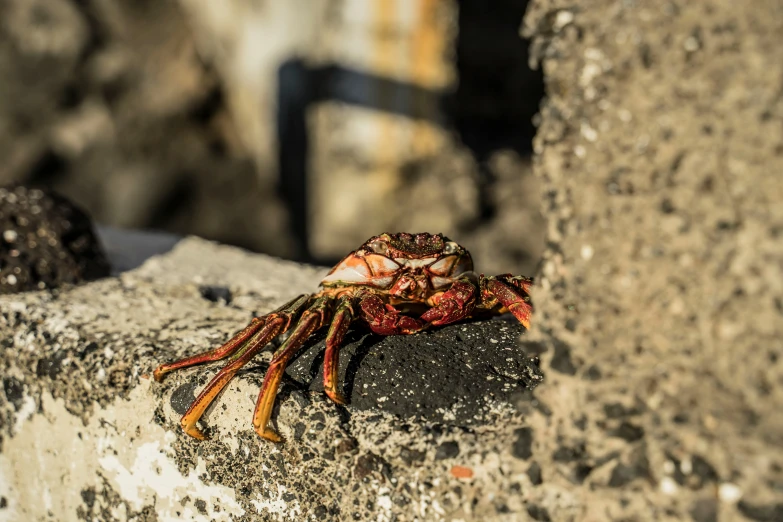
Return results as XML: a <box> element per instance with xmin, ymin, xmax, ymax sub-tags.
<box><xmin>689</xmin><ymin>497</ymin><xmax>718</xmax><ymax>522</ymax></box>
<box><xmin>549</xmin><ymin>338</ymin><xmax>577</xmax><ymax>375</ymax></box>
<box><xmin>288</xmin><ymin>390</ymin><xmax>310</xmax><ymax>409</ymax></box>
<box><xmin>607</xmin><ymin>463</ymin><xmax>636</xmax><ymax>488</ymax></box>
<box><xmin>435</xmin><ymin>441</ymin><xmax>460</xmax><ymax>460</ymax></box>
<box><xmin>308</xmin><ymin>411</ymin><xmax>326</xmax><ymax>422</ymax></box>
<box><xmin>170</xmin><ymin>381</ymin><xmax>201</xmax><ymax>416</ymax></box>
<box><xmin>527</xmin><ymin>461</ymin><xmax>543</xmax><ymax>485</ymax></box>
<box><xmin>668</xmin><ymin>453</ymin><xmax>720</xmax><ymax>489</ymax></box>
<box><xmin>198</xmin><ymin>285</ymin><xmax>232</xmax><ymax>304</ymax></box>
<box><xmin>2</xmin><ymin>377</ymin><xmax>24</xmax><ymax>409</ymax></box>
<box><xmin>335</xmin><ymin>437</ymin><xmax>358</xmax><ymax>454</ymax></box>
<box><xmin>572</xmin><ymin>463</ymin><xmax>594</xmax><ymax>484</ymax></box>
<box><xmin>285</xmin><ymin>320</ymin><xmax>543</xmax><ymax>425</ymax></box>
<box><xmin>77</xmin><ymin>342</ymin><xmax>100</xmax><ymax>360</ymax></box>
<box><xmin>0</xmin><ymin>185</ymin><xmax>109</xmax><ymax>294</ymax></box>
<box><xmin>194</xmin><ymin>499</ymin><xmax>207</xmax><ymax>515</ymax></box>
<box><xmin>36</xmin><ymin>350</ymin><xmax>69</xmax><ymax>380</ymax></box>
<box><xmin>494</xmin><ymin>501</ymin><xmax>510</xmax><ymax>513</ymax></box>
<box><xmin>603</xmin><ymin>402</ymin><xmax>635</xmax><ymax>419</ymax></box>
<box><xmin>690</xmin><ymin>455</ymin><xmax>719</xmax><ymax>488</ymax></box>
<box><xmin>660</xmin><ymin>198</ymin><xmax>676</xmax><ymax>214</ymax></box>
<box><xmin>526</xmin><ymin>503</ymin><xmax>551</xmax><ymax>521</ymax></box>
<box><xmin>80</xmin><ymin>488</ymin><xmax>95</xmax><ymax>509</ymax></box>
<box><xmin>737</xmin><ymin>501</ymin><xmax>783</xmax><ymax>521</ymax></box>
<box><xmin>552</xmin><ymin>442</ymin><xmax>585</xmax><ymax>463</ymax></box>
<box><xmin>609</xmin><ymin>422</ymin><xmax>645</xmax><ymax>442</ymax></box>
<box><xmin>398</xmin><ymin>447</ymin><xmax>426</xmax><ymax>466</ymax></box>
<box><xmin>512</xmin><ymin>427</ymin><xmax>534</xmax><ymax>459</ymax></box>
<box><xmin>354</xmin><ymin>452</ymin><xmax>391</xmax><ymax>480</ymax></box>
<box><xmin>582</xmin><ymin>364</ymin><xmax>602</xmax><ymax>380</ymax></box>
<box><xmin>608</xmin><ymin>447</ymin><xmax>650</xmax><ymax>488</ymax></box>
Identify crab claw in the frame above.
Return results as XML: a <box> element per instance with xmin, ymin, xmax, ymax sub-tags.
<box><xmin>420</xmin><ymin>280</ymin><xmax>477</xmax><ymax>326</ymax></box>
<box><xmin>481</xmin><ymin>274</ymin><xmax>534</xmax><ymax>329</ymax></box>
<box><xmin>359</xmin><ymin>293</ymin><xmax>425</xmax><ymax>335</ymax></box>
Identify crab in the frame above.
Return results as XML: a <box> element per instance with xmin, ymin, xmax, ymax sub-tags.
<box><xmin>153</xmin><ymin>232</ymin><xmax>534</xmax><ymax>442</ymax></box>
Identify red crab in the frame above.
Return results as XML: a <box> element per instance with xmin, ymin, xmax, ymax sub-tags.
<box><xmin>154</xmin><ymin>232</ymin><xmax>533</xmax><ymax>442</ymax></box>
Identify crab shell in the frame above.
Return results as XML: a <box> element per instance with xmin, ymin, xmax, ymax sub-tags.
<box><xmin>319</xmin><ymin>232</ymin><xmax>474</xmax><ymax>300</ymax></box>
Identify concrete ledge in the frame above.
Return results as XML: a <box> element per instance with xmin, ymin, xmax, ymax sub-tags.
<box><xmin>0</xmin><ymin>236</ymin><xmax>544</xmax><ymax>521</ymax></box>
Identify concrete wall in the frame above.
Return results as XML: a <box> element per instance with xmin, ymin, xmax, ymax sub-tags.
<box><xmin>521</xmin><ymin>0</ymin><xmax>783</xmax><ymax>518</ymax></box>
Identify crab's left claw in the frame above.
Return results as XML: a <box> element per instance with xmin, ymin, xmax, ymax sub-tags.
<box><xmin>481</xmin><ymin>274</ymin><xmax>534</xmax><ymax>329</ymax></box>
<box><xmin>420</xmin><ymin>279</ymin><xmax>477</xmax><ymax>326</ymax></box>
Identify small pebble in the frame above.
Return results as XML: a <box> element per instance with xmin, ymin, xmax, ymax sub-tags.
<box><xmin>450</xmin><ymin>466</ymin><xmax>473</xmax><ymax>479</ymax></box>
<box><xmin>581</xmin><ymin>245</ymin><xmax>594</xmax><ymax>260</ymax></box>
<box><xmin>660</xmin><ymin>477</ymin><xmax>678</xmax><ymax>495</ymax></box>
<box><xmin>718</xmin><ymin>483</ymin><xmax>742</xmax><ymax>503</ymax></box>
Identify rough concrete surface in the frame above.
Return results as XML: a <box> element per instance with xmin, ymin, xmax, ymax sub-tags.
<box><xmin>518</xmin><ymin>0</ymin><xmax>783</xmax><ymax>521</ymax></box>
<box><xmin>0</xmin><ymin>237</ymin><xmax>545</xmax><ymax>521</ymax></box>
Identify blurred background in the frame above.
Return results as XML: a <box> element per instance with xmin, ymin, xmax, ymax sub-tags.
<box><xmin>0</xmin><ymin>0</ymin><xmax>546</xmax><ymax>275</ymax></box>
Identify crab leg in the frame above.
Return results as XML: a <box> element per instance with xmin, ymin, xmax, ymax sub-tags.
<box><xmin>153</xmin><ymin>295</ymin><xmax>308</xmax><ymax>381</ymax></box>
<box><xmin>420</xmin><ymin>279</ymin><xmax>477</xmax><ymax>326</ymax></box>
<box><xmin>359</xmin><ymin>293</ymin><xmax>425</xmax><ymax>335</ymax></box>
<box><xmin>177</xmin><ymin>295</ymin><xmax>311</xmax><ymax>440</ymax></box>
<box><xmin>323</xmin><ymin>295</ymin><xmax>354</xmax><ymax>405</ymax></box>
<box><xmin>482</xmin><ymin>274</ymin><xmax>534</xmax><ymax>329</ymax></box>
<box><xmin>253</xmin><ymin>296</ymin><xmax>332</xmax><ymax>442</ymax></box>
<box><xmin>153</xmin><ymin>319</ymin><xmax>263</xmax><ymax>382</ymax></box>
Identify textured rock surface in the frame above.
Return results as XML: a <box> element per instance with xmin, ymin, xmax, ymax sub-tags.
<box><xmin>518</xmin><ymin>0</ymin><xmax>783</xmax><ymax>520</ymax></box>
<box><xmin>0</xmin><ymin>184</ymin><xmax>109</xmax><ymax>293</ymax></box>
<box><xmin>0</xmin><ymin>237</ymin><xmax>544</xmax><ymax>521</ymax></box>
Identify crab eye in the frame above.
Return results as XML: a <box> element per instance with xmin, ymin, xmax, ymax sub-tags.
<box><xmin>369</xmin><ymin>241</ymin><xmax>388</xmax><ymax>254</ymax></box>
<box><xmin>443</xmin><ymin>242</ymin><xmax>458</xmax><ymax>255</ymax></box>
